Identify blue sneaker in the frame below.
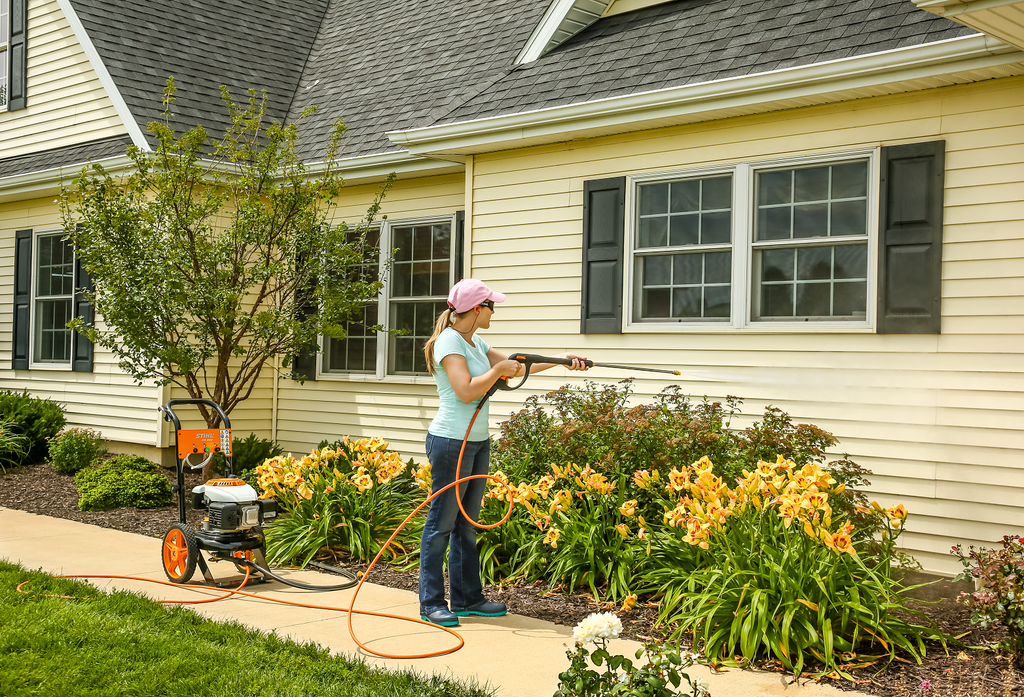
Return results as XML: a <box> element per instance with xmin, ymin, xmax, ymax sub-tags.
<box><xmin>421</xmin><ymin>608</ymin><xmax>460</xmax><ymax>627</ymax></box>
<box><xmin>453</xmin><ymin>600</ymin><xmax>507</xmax><ymax>617</ymax></box>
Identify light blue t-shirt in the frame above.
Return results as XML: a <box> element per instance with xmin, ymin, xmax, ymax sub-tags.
<box><xmin>429</xmin><ymin>328</ymin><xmax>492</xmax><ymax>442</ymax></box>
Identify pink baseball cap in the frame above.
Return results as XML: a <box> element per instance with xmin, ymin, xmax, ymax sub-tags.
<box><xmin>447</xmin><ymin>279</ymin><xmax>506</xmax><ymax>313</ymax></box>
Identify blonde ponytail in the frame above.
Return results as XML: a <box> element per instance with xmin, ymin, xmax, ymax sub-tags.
<box><xmin>423</xmin><ymin>308</ymin><xmax>455</xmax><ymax>375</ymax></box>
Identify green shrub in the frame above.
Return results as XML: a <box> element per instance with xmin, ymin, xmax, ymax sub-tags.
<box><xmin>48</xmin><ymin>427</ymin><xmax>107</xmax><ymax>474</ymax></box>
<box><xmin>75</xmin><ymin>454</ymin><xmax>172</xmax><ymax>511</ymax></box>
<box><xmin>0</xmin><ymin>389</ymin><xmax>66</xmax><ymax>464</ymax></box>
<box><xmin>213</xmin><ymin>432</ymin><xmax>283</xmax><ymax>476</ymax></box>
<box><xmin>953</xmin><ymin>535</ymin><xmax>1024</xmax><ymax>668</ymax></box>
<box><xmin>0</xmin><ymin>419</ymin><xmax>30</xmax><ymax>473</ymax></box>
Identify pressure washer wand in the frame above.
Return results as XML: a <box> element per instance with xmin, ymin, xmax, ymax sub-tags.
<box><xmin>508</xmin><ymin>353</ymin><xmax>682</xmax><ymax>376</ymax></box>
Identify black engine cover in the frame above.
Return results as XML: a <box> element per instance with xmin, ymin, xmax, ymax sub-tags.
<box><xmin>207</xmin><ymin>501</ymin><xmax>241</xmax><ymax>531</ymax></box>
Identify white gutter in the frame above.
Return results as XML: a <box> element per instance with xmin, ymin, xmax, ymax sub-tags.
<box><xmin>56</xmin><ymin>0</ymin><xmax>151</xmax><ymax>152</ymax></box>
<box><xmin>0</xmin><ymin>154</ymin><xmax>134</xmax><ymax>202</ymax></box>
<box><xmin>389</xmin><ymin>34</ymin><xmax>1019</xmax><ymax>155</ymax></box>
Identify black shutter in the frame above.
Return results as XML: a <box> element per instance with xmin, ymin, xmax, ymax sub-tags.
<box><xmin>454</xmin><ymin>210</ymin><xmax>465</xmax><ymax>283</ymax></box>
<box><xmin>13</xmin><ymin>229</ymin><xmax>32</xmax><ymax>369</ymax></box>
<box><xmin>72</xmin><ymin>255</ymin><xmax>94</xmax><ymax>372</ymax></box>
<box><xmin>291</xmin><ymin>255</ymin><xmax>317</xmax><ymax>381</ymax></box>
<box><xmin>580</xmin><ymin>177</ymin><xmax>625</xmax><ymax>334</ymax></box>
<box><xmin>8</xmin><ymin>0</ymin><xmax>27</xmax><ymax>111</ymax></box>
<box><xmin>877</xmin><ymin>141</ymin><xmax>945</xmax><ymax>334</ymax></box>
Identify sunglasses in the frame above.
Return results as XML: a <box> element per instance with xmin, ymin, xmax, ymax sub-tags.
<box><xmin>479</xmin><ymin>300</ymin><xmax>495</xmax><ymax>311</ymax></box>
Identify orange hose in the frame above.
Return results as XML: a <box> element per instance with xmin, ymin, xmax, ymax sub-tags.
<box><xmin>19</xmin><ymin>406</ymin><xmax>517</xmax><ymax>661</ymax></box>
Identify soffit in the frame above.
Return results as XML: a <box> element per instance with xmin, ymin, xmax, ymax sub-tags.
<box><xmin>912</xmin><ymin>0</ymin><xmax>1024</xmax><ymax>50</ymax></box>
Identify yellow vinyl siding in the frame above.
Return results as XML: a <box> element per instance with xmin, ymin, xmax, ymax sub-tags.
<box><xmin>467</xmin><ymin>76</ymin><xmax>1024</xmax><ymax>576</ymax></box>
<box><xmin>273</xmin><ymin>173</ymin><xmax>463</xmax><ymax>461</ymax></box>
<box><xmin>0</xmin><ymin>197</ymin><xmax>160</xmax><ymax>445</ymax></box>
<box><xmin>0</xmin><ymin>0</ymin><xmax>128</xmax><ymax>160</ymax></box>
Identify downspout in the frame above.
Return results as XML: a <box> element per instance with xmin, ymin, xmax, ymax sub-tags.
<box><xmin>272</xmin><ymin>353</ymin><xmax>280</xmax><ymax>443</ymax></box>
<box><xmin>465</xmin><ymin>155</ymin><xmax>474</xmax><ymax>276</ymax></box>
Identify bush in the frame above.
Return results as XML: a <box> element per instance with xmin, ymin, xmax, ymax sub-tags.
<box><xmin>48</xmin><ymin>427</ymin><xmax>107</xmax><ymax>474</ymax></box>
<box><xmin>953</xmin><ymin>535</ymin><xmax>1024</xmax><ymax>668</ymax></box>
<box><xmin>256</xmin><ymin>437</ymin><xmax>427</xmax><ymax>566</ymax></box>
<box><xmin>213</xmin><ymin>432</ymin><xmax>283</xmax><ymax>477</ymax></box>
<box><xmin>75</xmin><ymin>455</ymin><xmax>172</xmax><ymax>511</ymax></box>
<box><xmin>0</xmin><ymin>389</ymin><xmax>66</xmax><ymax>464</ymax></box>
<box><xmin>0</xmin><ymin>419</ymin><xmax>29</xmax><ymax>473</ymax></box>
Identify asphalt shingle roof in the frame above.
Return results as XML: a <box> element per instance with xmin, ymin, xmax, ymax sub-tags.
<box><xmin>0</xmin><ymin>136</ymin><xmax>134</xmax><ymax>179</ymax></box>
<box><xmin>0</xmin><ymin>0</ymin><xmax>976</xmax><ymax>175</ymax></box>
<box><xmin>438</xmin><ymin>0</ymin><xmax>976</xmax><ymax>125</ymax></box>
<box><xmin>67</xmin><ymin>0</ymin><xmax>329</xmax><ymax>147</ymax></box>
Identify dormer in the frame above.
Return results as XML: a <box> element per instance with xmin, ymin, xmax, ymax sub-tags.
<box><xmin>515</xmin><ymin>0</ymin><xmax>679</xmax><ymax>64</ymax></box>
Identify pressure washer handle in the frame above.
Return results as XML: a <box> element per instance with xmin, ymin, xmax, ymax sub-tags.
<box><xmin>508</xmin><ymin>353</ymin><xmax>594</xmax><ymax>369</ymax></box>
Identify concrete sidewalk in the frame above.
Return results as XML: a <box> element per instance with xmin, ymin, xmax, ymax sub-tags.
<box><xmin>0</xmin><ymin>507</ymin><xmax>873</xmax><ymax>697</ymax></box>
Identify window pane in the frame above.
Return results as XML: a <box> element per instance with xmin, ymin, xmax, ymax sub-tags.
<box><xmin>672</xmin><ymin>287</ymin><xmax>701</xmax><ymax>318</ymax></box>
<box><xmin>795</xmin><ymin>283</ymin><xmax>830</xmax><ymax>316</ymax></box>
<box><xmin>704</xmin><ymin>286</ymin><xmax>730</xmax><ymax>317</ymax></box>
<box><xmin>669</xmin><ymin>214</ymin><xmax>698</xmax><ymax>246</ymax></box>
<box><xmin>759</xmin><ymin>170</ymin><xmax>791</xmax><ymax>205</ymax></box>
<box><xmin>34</xmin><ymin>299</ymin><xmax>72</xmax><ymax>362</ymax></box>
<box><xmin>833</xmin><ymin>281</ymin><xmax>867</xmax><ymax>316</ymax></box>
<box><xmin>392</xmin><ymin>262</ymin><xmax>412</xmax><ymax>297</ymax></box>
<box><xmin>705</xmin><ymin>251</ymin><xmax>731</xmax><ymax>284</ymax></box>
<box><xmin>672</xmin><ymin>254</ymin><xmax>700</xmax><ymax>285</ymax></box>
<box><xmin>832</xmin><ymin>161</ymin><xmax>868</xmax><ymax>199</ymax></box>
<box><xmin>412</xmin><ymin>261</ymin><xmax>431</xmax><ymax>296</ymax></box>
<box><xmin>642</xmin><ymin>288</ymin><xmax>670</xmax><ymax>318</ymax></box>
<box><xmin>761</xmin><ymin>284</ymin><xmax>793</xmax><ymax>317</ymax></box>
<box><xmin>639</xmin><ymin>217</ymin><xmax>668</xmax><ymax>248</ymax></box>
<box><xmin>413</xmin><ymin>226</ymin><xmax>433</xmax><ymax>261</ymax></box>
<box><xmin>389</xmin><ymin>300</ymin><xmax>446</xmax><ymax>375</ymax></box>
<box><xmin>670</xmin><ymin>180</ymin><xmax>699</xmax><ymax>213</ymax></box>
<box><xmin>793</xmin><ymin>203</ymin><xmax>827</xmax><ymax>238</ymax></box>
<box><xmin>701</xmin><ymin>211</ymin><xmax>731</xmax><ymax>244</ymax></box>
<box><xmin>794</xmin><ymin>167</ymin><xmax>828</xmax><ymax>202</ymax></box>
<box><xmin>644</xmin><ymin>255</ymin><xmax>671</xmax><ymax>285</ymax></box>
<box><xmin>834</xmin><ymin>244</ymin><xmax>867</xmax><ymax>279</ymax></box>
<box><xmin>762</xmin><ymin>248</ymin><xmax>794</xmax><ymax>282</ymax></box>
<box><xmin>393</xmin><ymin>226</ymin><xmax>413</xmax><ymax>262</ymax></box>
<box><xmin>831</xmin><ymin>200</ymin><xmax>866</xmax><ymax>236</ymax></box>
<box><xmin>759</xmin><ymin>206</ymin><xmax>791</xmax><ymax>240</ymax></box>
<box><xmin>797</xmin><ymin>246</ymin><xmax>831</xmax><ymax>281</ymax></box>
<box><xmin>324</xmin><ymin>303</ymin><xmax>379</xmax><ymax>373</ymax></box>
<box><xmin>702</xmin><ymin>176</ymin><xmax>732</xmax><ymax>210</ymax></box>
<box><xmin>36</xmin><ymin>236</ymin><xmax>75</xmax><ymax>297</ymax></box>
<box><xmin>430</xmin><ymin>260</ymin><xmax>449</xmax><ymax>296</ymax></box>
<box><xmin>432</xmin><ymin>224</ymin><xmax>450</xmax><ymax>259</ymax></box>
<box><xmin>639</xmin><ymin>183</ymin><xmax>669</xmax><ymax>216</ymax></box>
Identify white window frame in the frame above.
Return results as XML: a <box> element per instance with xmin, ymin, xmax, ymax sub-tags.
<box><xmin>317</xmin><ymin>214</ymin><xmax>457</xmax><ymax>384</ymax></box>
<box><xmin>0</xmin><ymin>0</ymin><xmax>9</xmax><ymax>112</ymax></box>
<box><xmin>29</xmin><ymin>230</ymin><xmax>75</xmax><ymax>370</ymax></box>
<box><xmin>624</xmin><ymin>148</ymin><xmax>879</xmax><ymax>333</ymax></box>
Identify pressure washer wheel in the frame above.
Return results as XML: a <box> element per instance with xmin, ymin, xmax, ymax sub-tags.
<box><xmin>162</xmin><ymin>523</ymin><xmax>198</xmax><ymax>584</ymax></box>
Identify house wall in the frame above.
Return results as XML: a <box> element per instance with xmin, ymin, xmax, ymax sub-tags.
<box><xmin>464</xmin><ymin>76</ymin><xmax>1024</xmax><ymax>575</ymax></box>
<box><xmin>0</xmin><ymin>0</ymin><xmax>128</xmax><ymax>160</ymax></box>
<box><xmin>273</xmin><ymin>172</ymin><xmax>465</xmax><ymax>458</ymax></box>
<box><xmin>0</xmin><ymin>196</ymin><xmax>162</xmax><ymax>449</ymax></box>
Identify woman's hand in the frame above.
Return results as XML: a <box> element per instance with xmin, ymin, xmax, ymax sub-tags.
<box><xmin>562</xmin><ymin>353</ymin><xmax>590</xmax><ymax>371</ymax></box>
<box><xmin>495</xmin><ymin>359</ymin><xmax>524</xmax><ymax>378</ymax></box>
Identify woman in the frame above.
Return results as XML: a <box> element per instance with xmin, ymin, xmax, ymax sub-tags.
<box><xmin>418</xmin><ymin>278</ymin><xmax>588</xmax><ymax>627</ymax></box>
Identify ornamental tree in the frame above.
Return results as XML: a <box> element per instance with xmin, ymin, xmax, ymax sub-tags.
<box><xmin>60</xmin><ymin>78</ymin><xmax>391</xmax><ymax>433</ymax></box>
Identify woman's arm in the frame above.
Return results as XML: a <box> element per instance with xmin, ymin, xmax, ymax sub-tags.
<box><xmin>486</xmin><ymin>349</ymin><xmax>589</xmax><ymax>375</ymax></box>
<box><xmin>442</xmin><ymin>352</ymin><xmax>523</xmax><ymax>404</ymax></box>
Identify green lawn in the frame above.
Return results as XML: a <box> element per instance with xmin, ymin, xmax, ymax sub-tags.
<box><xmin>0</xmin><ymin>560</ymin><xmax>492</xmax><ymax>697</ymax></box>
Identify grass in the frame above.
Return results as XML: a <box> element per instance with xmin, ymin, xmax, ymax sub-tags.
<box><xmin>0</xmin><ymin>559</ymin><xmax>492</xmax><ymax>697</ymax></box>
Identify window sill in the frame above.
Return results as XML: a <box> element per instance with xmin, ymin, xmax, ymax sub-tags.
<box><xmin>26</xmin><ymin>362</ymin><xmax>73</xmax><ymax>371</ymax></box>
<box><xmin>624</xmin><ymin>321</ymin><xmax>874</xmax><ymax>333</ymax></box>
<box><xmin>315</xmin><ymin>372</ymin><xmax>437</xmax><ymax>386</ymax></box>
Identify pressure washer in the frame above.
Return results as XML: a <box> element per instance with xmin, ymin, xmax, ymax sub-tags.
<box><xmin>157</xmin><ymin>398</ymin><xmax>357</xmax><ymax>591</ymax></box>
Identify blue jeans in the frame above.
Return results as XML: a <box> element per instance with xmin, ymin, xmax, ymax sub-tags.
<box><xmin>419</xmin><ymin>433</ymin><xmax>490</xmax><ymax>614</ymax></box>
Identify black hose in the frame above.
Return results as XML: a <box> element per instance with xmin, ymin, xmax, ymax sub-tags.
<box><xmin>237</xmin><ymin>559</ymin><xmax>360</xmax><ymax>591</ymax></box>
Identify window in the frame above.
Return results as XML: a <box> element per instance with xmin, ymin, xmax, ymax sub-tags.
<box><xmin>32</xmin><ymin>232</ymin><xmax>75</xmax><ymax>365</ymax></box>
<box><xmin>628</xmin><ymin>150</ymin><xmax>874</xmax><ymax>329</ymax></box>
<box><xmin>0</xmin><ymin>0</ymin><xmax>8</xmax><ymax>109</ymax></box>
<box><xmin>321</xmin><ymin>216</ymin><xmax>455</xmax><ymax>379</ymax></box>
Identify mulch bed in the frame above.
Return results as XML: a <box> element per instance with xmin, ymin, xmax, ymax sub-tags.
<box><xmin>2</xmin><ymin>461</ymin><xmax>1021</xmax><ymax>696</ymax></box>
